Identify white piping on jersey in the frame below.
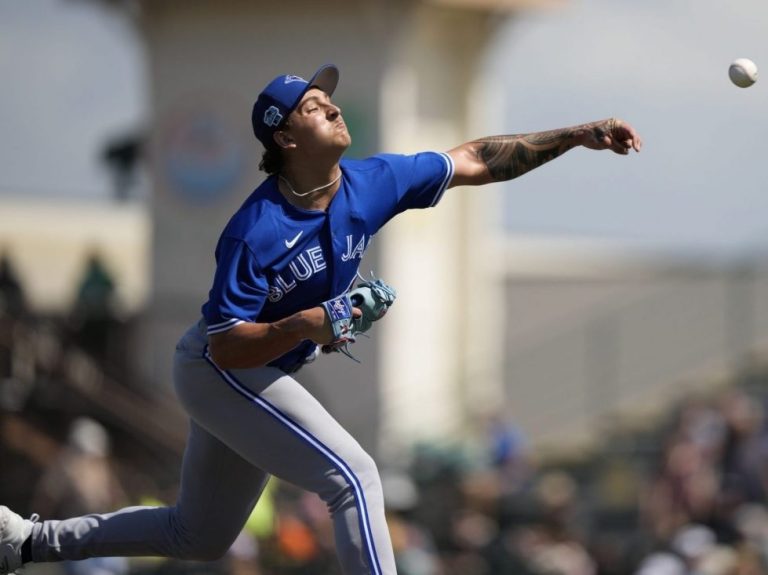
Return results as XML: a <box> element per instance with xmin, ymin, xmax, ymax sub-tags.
<box><xmin>431</xmin><ymin>152</ymin><xmax>455</xmax><ymax>207</ymax></box>
<box><xmin>206</xmin><ymin>317</ymin><xmax>245</xmax><ymax>335</ymax></box>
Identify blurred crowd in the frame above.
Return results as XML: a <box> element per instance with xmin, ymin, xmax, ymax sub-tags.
<box><xmin>238</xmin><ymin>376</ymin><xmax>768</xmax><ymax>575</ymax></box>
<box><xmin>3</xmin><ymin>250</ymin><xmax>768</xmax><ymax>575</ymax></box>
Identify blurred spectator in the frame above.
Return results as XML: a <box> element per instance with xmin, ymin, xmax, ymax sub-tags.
<box><xmin>0</xmin><ymin>252</ymin><xmax>33</xmax><ymax>410</ymax></box>
<box><xmin>32</xmin><ymin>417</ymin><xmax>129</xmax><ymax>575</ymax></box>
<box><xmin>506</xmin><ymin>522</ymin><xmax>596</xmax><ymax>575</ymax></box>
<box><xmin>408</xmin><ymin>444</ymin><xmax>467</xmax><ymax>554</ymax></box>
<box><xmin>69</xmin><ymin>252</ymin><xmax>120</xmax><ymax>361</ymax></box>
<box><xmin>534</xmin><ymin>471</ymin><xmax>584</xmax><ymax>539</ymax></box>
<box><xmin>634</xmin><ymin>552</ymin><xmax>687</xmax><ymax>575</ymax></box>
<box><xmin>0</xmin><ymin>251</ymin><xmax>27</xmax><ymax>378</ymax></box>
<box><xmin>486</xmin><ymin>414</ymin><xmax>534</xmax><ymax>494</ymax></box>
<box><xmin>227</xmin><ymin>478</ymin><xmax>277</xmax><ymax>575</ymax></box>
<box><xmin>526</xmin><ymin>471</ymin><xmax>596</xmax><ymax>575</ymax></box>
<box><xmin>670</xmin><ymin>523</ymin><xmax>717</xmax><ymax>571</ymax></box>
<box><xmin>381</xmin><ymin>471</ymin><xmax>442</xmax><ymax>575</ymax></box>
<box><xmin>0</xmin><ymin>251</ymin><xmax>27</xmax><ymax>319</ymax></box>
<box><xmin>677</xmin><ymin>398</ymin><xmax>726</xmax><ymax>459</ymax></box>
<box><xmin>258</xmin><ymin>483</ymin><xmax>338</xmax><ymax>575</ymax></box>
<box><xmin>696</xmin><ymin>545</ymin><xmax>739</xmax><ymax>575</ymax></box>
<box><xmin>644</xmin><ymin>433</ymin><xmax>719</xmax><ymax>541</ymax></box>
<box><xmin>733</xmin><ymin>503</ymin><xmax>768</xmax><ymax>568</ymax></box>
<box><xmin>33</xmin><ymin>417</ymin><xmax>127</xmax><ymax>517</ymax></box>
<box><xmin>718</xmin><ymin>390</ymin><xmax>768</xmax><ymax>506</ymax></box>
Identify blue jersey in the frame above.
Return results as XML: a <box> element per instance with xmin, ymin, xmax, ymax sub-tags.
<box><xmin>201</xmin><ymin>151</ymin><xmax>454</xmax><ymax>372</ymax></box>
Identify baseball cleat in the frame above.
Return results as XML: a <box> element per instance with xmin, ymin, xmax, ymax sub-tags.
<box><xmin>0</xmin><ymin>506</ymin><xmax>37</xmax><ymax>575</ymax></box>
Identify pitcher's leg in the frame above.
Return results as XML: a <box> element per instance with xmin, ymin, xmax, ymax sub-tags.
<box><xmin>188</xmin><ymin>357</ymin><xmax>395</xmax><ymax>575</ymax></box>
<box><xmin>30</xmin><ymin>420</ymin><xmax>268</xmax><ymax>563</ymax></box>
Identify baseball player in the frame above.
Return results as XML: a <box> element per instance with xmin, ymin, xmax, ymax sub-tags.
<box><xmin>0</xmin><ymin>64</ymin><xmax>641</xmax><ymax>575</ymax></box>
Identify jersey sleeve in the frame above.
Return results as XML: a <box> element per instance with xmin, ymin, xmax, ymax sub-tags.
<box><xmin>378</xmin><ymin>151</ymin><xmax>455</xmax><ymax>214</ymax></box>
<box><xmin>203</xmin><ymin>237</ymin><xmax>268</xmax><ymax>335</ymax></box>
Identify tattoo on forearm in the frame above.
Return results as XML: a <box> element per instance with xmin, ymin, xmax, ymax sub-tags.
<box><xmin>475</xmin><ymin>123</ymin><xmax>600</xmax><ymax>181</ymax></box>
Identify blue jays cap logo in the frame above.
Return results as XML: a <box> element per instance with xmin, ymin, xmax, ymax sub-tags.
<box><xmin>263</xmin><ymin>105</ymin><xmax>283</xmax><ymax>128</ymax></box>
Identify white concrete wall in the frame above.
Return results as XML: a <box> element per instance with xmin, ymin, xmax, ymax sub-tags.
<box><xmin>377</xmin><ymin>4</ymin><xmax>508</xmax><ymax>453</ymax></box>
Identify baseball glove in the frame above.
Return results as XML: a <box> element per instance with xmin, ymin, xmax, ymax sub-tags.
<box><xmin>320</xmin><ymin>274</ymin><xmax>397</xmax><ymax>362</ymax></box>
<box><xmin>349</xmin><ymin>275</ymin><xmax>397</xmax><ymax>333</ymax></box>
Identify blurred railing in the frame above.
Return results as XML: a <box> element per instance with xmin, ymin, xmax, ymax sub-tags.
<box><xmin>0</xmin><ymin>315</ymin><xmax>187</xmax><ymax>456</ymax></box>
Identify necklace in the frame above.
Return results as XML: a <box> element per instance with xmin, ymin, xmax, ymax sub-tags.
<box><xmin>279</xmin><ymin>171</ymin><xmax>342</xmax><ymax>198</ymax></box>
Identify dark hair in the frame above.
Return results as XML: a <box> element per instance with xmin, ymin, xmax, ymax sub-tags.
<box><xmin>259</xmin><ymin>117</ymin><xmax>293</xmax><ymax>175</ymax></box>
<box><xmin>259</xmin><ymin>147</ymin><xmax>284</xmax><ymax>175</ymax></box>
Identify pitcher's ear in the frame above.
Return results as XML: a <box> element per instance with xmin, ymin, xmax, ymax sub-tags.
<box><xmin>273</xmin><ymin>130</ymin><xmax>295</xmax><ymax>150</ymax></box>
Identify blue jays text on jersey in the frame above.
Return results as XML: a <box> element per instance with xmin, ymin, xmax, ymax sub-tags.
<box><xmin>201</xmin><ymin>151</ymin><xmax>454</xmax><ymax>372</ymax></box>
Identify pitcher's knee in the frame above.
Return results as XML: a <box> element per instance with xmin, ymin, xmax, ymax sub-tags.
<box><xmin>352</xmin><ymin>450</ymin><xmax>382</xmax><ymax>493</ymax></box>
<box><xmin>325</xmin><ymin>450</ymin><xmax>384</xmax><ymax>508</ymax></box>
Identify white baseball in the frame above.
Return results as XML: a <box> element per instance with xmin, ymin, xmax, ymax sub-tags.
<box><xmin>729</xmin><ymin>58</ymin><xmax>758</xmax><ymax>88</ymax></box>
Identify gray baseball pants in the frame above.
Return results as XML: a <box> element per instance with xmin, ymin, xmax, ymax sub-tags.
<box><xmin>28</xmin><ymin>319</ymin><xmax>396</xmax><ymax>575</ymax></box>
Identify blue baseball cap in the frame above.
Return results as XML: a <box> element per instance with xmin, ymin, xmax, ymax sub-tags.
<box><xmin>252</xmin><ymin>64</ymin><xmax>339</xmax><ymax>150</ymax></box>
